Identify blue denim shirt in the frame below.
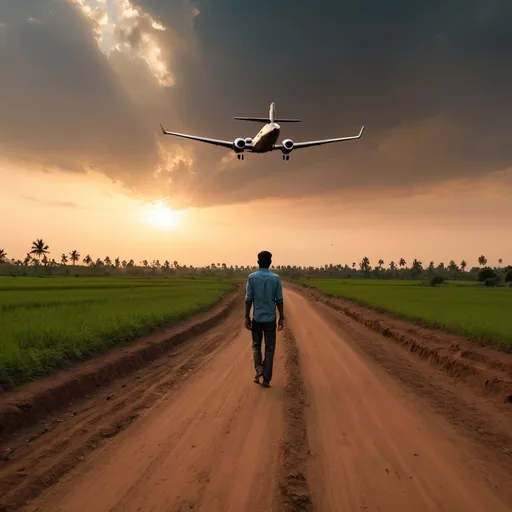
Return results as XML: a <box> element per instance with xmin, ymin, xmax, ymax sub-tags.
<box><xmin>245</xmin><ymin>268</ymin><xmax>284</xmax><ymax>323</ymax></box>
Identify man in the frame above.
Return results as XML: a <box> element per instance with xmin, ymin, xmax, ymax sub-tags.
<box><xmin>245</xmin><ymin>250</ymin><xmax>284</xmax><ymax>387</ymax></box>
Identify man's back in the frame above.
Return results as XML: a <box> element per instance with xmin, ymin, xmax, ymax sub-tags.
<box><xmin>245</xmin><ymin>269</ymin><xmax>283</xmax><ymax>323</ymax></box>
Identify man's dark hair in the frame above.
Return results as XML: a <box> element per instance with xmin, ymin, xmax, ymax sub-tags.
<box><xmin>258</xmin><ymin>251</ymin><xmax>272</xmax><ymax>269</ymax></box>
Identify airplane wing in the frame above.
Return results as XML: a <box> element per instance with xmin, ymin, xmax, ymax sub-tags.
<box><xmin>274</xmin><ymin>126</ymin><xmax>364</xmax><ymax>151</ymax></box>
<box><xmin>160</xmin><ymin>124</ymin><xmax>234</xmax><ymax>149</ymax></box>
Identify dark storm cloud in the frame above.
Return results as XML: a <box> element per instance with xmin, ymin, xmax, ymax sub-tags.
<box><xmin>1</xmin><ymin>0</ymin><xmax>512</xmax><ymax>208</ymax></box>
<box><xmin>0</xmin><ymin>0</ymin><xmax>159</xmax><ymax>179</ymax></box>
<box><xmin>171</xmin><ymin>0</ymin><xmax>512</xmax><ymax>206</ymax></box>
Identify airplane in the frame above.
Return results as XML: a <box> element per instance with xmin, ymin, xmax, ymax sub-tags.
<box><xmin>160</xmin><ymin>102</ymin><xmax>364</xmax><ymax>161</ymax></box>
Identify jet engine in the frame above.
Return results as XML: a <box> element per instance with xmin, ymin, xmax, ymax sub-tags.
<box><xmin>233</xmin><ymin>138</ymin><xmax>246</xmax><ymax>153</ymax></box>
<box><xmin>245</xmin><ymin>137</ymin><xmax>253</xmax><ymax>145</ymax></box>
<box><xmin>281</xmin><ymin>139</ymin><xmax>294</xmax><ymax>154</ymax></box>
<box><xmin>280</xmin><ymin>138</ymin><xmax>294</xmax><ymax>160</ymax></box>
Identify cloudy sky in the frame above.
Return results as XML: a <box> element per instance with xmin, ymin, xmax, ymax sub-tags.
<box><xmin>1</xmin><ymin>0</ymin><xmax>511</xmax><ymax>267</ymax></box>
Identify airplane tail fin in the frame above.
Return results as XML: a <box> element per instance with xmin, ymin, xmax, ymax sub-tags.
<box><xmin>233</xmin><ymin>102</ymin><xmax>302</xmax><ymax>123</ymax></box>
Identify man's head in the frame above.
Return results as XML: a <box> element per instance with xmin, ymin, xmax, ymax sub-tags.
<box><xmin>258</xmin><ymin>251</ymin><xmax>272</xmax><ymax>269</ymax></box>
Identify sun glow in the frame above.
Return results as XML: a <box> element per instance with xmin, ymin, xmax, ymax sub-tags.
<box><xmin>146</xmin><ymin>203</ymin><xmax>182</xmax><ymax>229</ymax></box>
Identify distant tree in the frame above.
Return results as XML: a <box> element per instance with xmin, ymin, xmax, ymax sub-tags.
<box><xmin>142</xmin><ymin>260</ymin><xmax>149</xmax><ymax>268</ymax></box>
<box><xmin>389</xmin><ymin>261</ymin><xmax>396</xmax><ymax>271</ymax></box>
<box><xmin>352</xmin><ymin>262</ymin><xmax>356</xmax><ymax>269</ymax></box>
<box><xmin>70</xmin><ymin>250</ymin><xmax>80</xmax><ymax>266</ymax></box>
<box><xmin>127</xmin><ymin>259</ymin><xmax>134</xmax><ymax>267</ymax></box>
<box><xmin>448</xmin><ymin>260</ymin><xmax>459</xmax><ymax>273</ymax></box>
<box><xmin>505</xmin><ymin>269</ymin><xmax>512</xmax><ymax>283</ymax></box>
<box><xmin>23</xmin><ymin>253</ymin><xmax>32</xmax><ymax>266</ymax></box>
<box><xmin>498</xmin><ymin>258</ymin><xmax>503</xmax><ymax>266</ymax></box>
<box><xmin>95</xmin><ymin>258</ymin><xmax>104</xmax><ymax>267</ymax></box>
<box><xmin>104</xmin><ymin>256</ymin><xmax>112</xmax><ymax>267</ymax></box>
<box><xmin>30</xmin><ymin>239</ymin><xmax>49</xmax><ymax>263</ymax></box>
<box><xmin>163</xmin><ymin>260</ymin><xmax>171</xmax><ymax>271</ymax></box>
<box><xmin>122</xmin><ymin>260</ymin><xmax>127</xmax><ymax>268</ymax></box>
<box><xmin>360</xmin><ymin>257</ymin><xmax>371</xmax><ymax>274</ymax></box>
<box><xmin>0</xmin><ymin>249</ymin><xmax>6</xmax><ymax>263</ymax></box>
<box><xmin>83</xmin><ymin>255</ymin><xmax>92</xmax><ymax>266</ymax></box>
<box><xmin>399</xmin><ymin>258</ymin><xmax>406</xmax><ymax>269</ymax></box>
<box><xmin>61</xmin><ymin>253</ymin><xmax>68</xmax><ymax>266</ymax></box>
<box><xmin>411</xmin><ymin>259</ymin><xmax>423</xmax><ymax>277</ymax></box>
<box><xmin>378</xmin><ymin>259</ymin><xmax>384</xmax><ymax>269</ymax></box>
<box><xmin>114</xmin><ymin>257</ymin><xmax>120</xmax><ymax>268</ymax></box>
<box><xmin>173</xmin><ymin>260</ymin><xmax>179</xmax><ymax>269</ymax></box>
<box><xmin>437</xmin><ymin>262</ymin><xmax>445</xmax><ymax>270</ymax></box>
<box><xmin>478</xmin><ymin>255</ymin><xmax>487</xmax><ymax>267</ymax></box>
<box><xmin>460</xmin><ymin>260</ymin><xmax>467</xmax><ymax>272</ymax></box>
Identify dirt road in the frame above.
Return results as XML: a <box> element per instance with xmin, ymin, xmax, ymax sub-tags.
<box><xmin>1</xmin><ymin>287</ymin><xmax>511</xmax><ymax>511</ymax></box>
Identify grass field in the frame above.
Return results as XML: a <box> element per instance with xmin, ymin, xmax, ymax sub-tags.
<box><xmin>0</xmin><ymin>277</ymin><xmax>237</xmax><ymax>389</ymax></box>
<box><xmin>301</xmin><ymin>279</ymin><xmax>512</xmax><ymax>350</ymax></box>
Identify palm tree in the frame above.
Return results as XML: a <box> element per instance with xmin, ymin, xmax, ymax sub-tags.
<box><xmin>360</xmin><ymin>257</ymin><xmax>371</xmax><ymax>273</ymax></box>
<box><xmin>83</xmin><ymin>255</ymin><xmax>92</xmax><ymax>266</ymax></box>
<box><xmin>399</xmin><ymin>258</ymin><xmax>406</xmax><ymax>269</ymax></box>
<box><xmin>114</xmin><ymin>257</ymin><xmax>120</xmax><ymax>268</ymax></box>
<box><xmin>127</xmin><ymin>259</ymin><xmax>134</xmax><ymax>267</ymax></box>
<box><xmin>61</xmin><ymin>253</ymin><xmax>68</xmax><ymax>266</ymax></box>
<box><xmin>122</xmin><ymin>260</ymin><xmax>127</xmax><ymax>268</ymax></box>
<box><xmin>389</xmin><ymin>261</ymin><xmax>396</xmax><ymax>271</ymax></box>
<box><xmin>460</xmin><ymin>260</ymin><xmax>467</xmax><ymax>272</ymax></box>
<box><xmin>411</xmin><ymin>259</ymin><xmax>423</xmax><ymax>277</ymax></box>
<box><xmin>498</xmin><ymin>258</ymin><xmax>503</xmax><ymax>267</ymax></box>
<box><xmin>478</xmin><ymin>255</ymin><xmax>487</xmax><ymax>267</ymax></box>
<box><xmin>448</xmin><ymin>260</ymin><xmax>459</xmax><ymax>272</ymax></box>
<box><xmin>0</xmin><ymin>249</ymin><xmax>6</xmax><ymax>263</ymax></box>
<box><xmin>104</xmin><ymin>256</ymin><xmax>112</xmax><ymax>267</ymax></box>
<box><xmin>30</xmin><ymin>238</ymin><xmax>49</xmax><ymax>263</ymax></box>
<box><xmin>378</xmin><ymin>259</ymin><xmax>384</xmax><ymax>269</ymax></box>
<box><xmin>70</xmin><ymin>250</ymin><xmax>80</xmax><ymax>266</ymax></box>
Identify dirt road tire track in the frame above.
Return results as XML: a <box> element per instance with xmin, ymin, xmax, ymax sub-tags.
<box><xmin>0</xmin><ymin>287</ymin><xmax>241</xmax><ymax>438</ymax></box>
<box><xmin>278</xmin><ymin>327</ymin><xmax>312</xmax><ymax>512</ymax></box>
<box><xmin>293</xmin><ymin>282</ymin><xmax>512</xmax><ymax>403</ymax></box>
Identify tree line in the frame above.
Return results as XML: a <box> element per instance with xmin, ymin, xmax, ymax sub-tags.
<box><xmin>0</xmin><ymin>239</ymin><xmax>510</xmax><ymax>284</ymax></box>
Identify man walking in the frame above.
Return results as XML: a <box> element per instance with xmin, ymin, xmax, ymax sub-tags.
<box><xmin>245</xmin><ymin>251</ymin><xmax>284</xmax><ymax>387</ymax></box>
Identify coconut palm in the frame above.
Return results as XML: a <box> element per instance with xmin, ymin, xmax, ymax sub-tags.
<box><xmin>30</xmin><ymin>239</ymin><xmax>49</xmax><ymax>262</ymax></box>
<box><xmin>61</xmin><ymin>253</ymin><xmax>68</xmax><ymax>265</ymax></box>
<box><xmin>114</xmin><ymin>257</ymin><xmax>120</xmax><ymax>268</ymax></box>
<box><xmin>460</xmin><ymin>260</ymin><xmax>467</xmax><ymax>272</ymax></box>
<box><xmin>478</xmin><ymin>255</ymin><xmax>487</xmax><ymax>267</ymax></box>
<box><xmin>360</xmin><ymin>257</ymin><xmax>371</xmax><ymax>273</ymax></box>
<box><xmin>83</xmin><ymin>255</ymin><xmax>92</xmax><ymax>266</ymax></box>
<box><xmin>0</xmin><ymin>249</ymin><xmax>7</xmax><ymax>263</ymax></box>
<box><xmin>70</xmin><ymin>250</ymin><xmax>80</xmax><ymax>266</ymax></box>
<box><xmin>399</xmin><ymin>258</ymin><xmax>406</xmax><ymax>269</ymax></box>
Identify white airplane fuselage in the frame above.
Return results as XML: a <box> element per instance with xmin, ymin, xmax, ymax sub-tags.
<box><xmin>251</xmin><ymin>122</ymin><xmax>281</xmax><ymax>153</ymax></box>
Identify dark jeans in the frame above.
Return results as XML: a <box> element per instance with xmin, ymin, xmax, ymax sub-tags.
<box><xmin>251</xmin><ymin>319</ymin><xmax>277</xmax><ymax>383</ymax></box>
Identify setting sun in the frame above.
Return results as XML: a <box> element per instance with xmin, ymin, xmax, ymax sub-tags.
<box><xmin>146</xmin><ymin>203</ymin><xmax>182</xmax><ymax>229</ymax></box>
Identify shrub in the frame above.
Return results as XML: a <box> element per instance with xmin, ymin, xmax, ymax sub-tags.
<box><xmin>505</xmin><ymin>269</ymin><xmax>512</xmax><ymax>283</ymax></box>
<box><xmin>429</xmin><ymin>275</ymin><xmax>445</xmax><ymax>286</ymax></box>
<box><xmin>478</xmin><ymin>267</ymin><xmax>497</xmax><ymax>282</ymax></box>
<box><xmin>484</xmin><ymin>277</ymin><xmax>500</xmax><ymax>287</ymax></box>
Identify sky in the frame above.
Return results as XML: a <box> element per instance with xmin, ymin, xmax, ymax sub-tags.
<box><xmin>1</xmin><ymin>0</ymin><xmax>511</xmax><ymax>268</ymax></box>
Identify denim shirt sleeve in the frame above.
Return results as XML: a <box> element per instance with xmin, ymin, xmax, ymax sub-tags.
<box><xmin>245</xmin><ymin>275</ymin><xmax>254</xmax><ymax>302</ymax></box>
<box><xmin>275</xmin><ymin>277</ymin><xmax>284</xmax><ymax>304</ymax></box>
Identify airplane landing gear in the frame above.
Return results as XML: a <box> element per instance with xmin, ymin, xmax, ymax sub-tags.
<box><xmin>282</xmin><ymin>154</ymin><xmax>290</xmax><ymax>161</ymax></box>
<box><xmin>237</xmin><ymin>154</ymin><xmax>244</xmax><ymax>160</ymax></box>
